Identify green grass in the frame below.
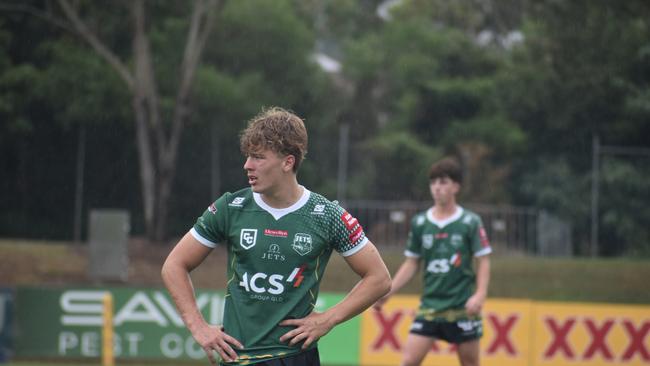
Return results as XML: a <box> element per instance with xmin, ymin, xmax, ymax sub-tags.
<box><xmin>2</xmin><ymin>238</ymin><xmax>649</xmax><ymax>304</ymax></box>
<box><xmin>2</xmin><ymin>239</ymin><xmax>649</xmax><ymax>366</ymax></box>
<box><xmin>322</xmin><ymin>249</ymin><xmax>650</xmax><ymax>304</ymax></box>
<box><xmin>486</xmin><ymin>256</ymin><xmax>650</xmax><ymax>303</ymax></box>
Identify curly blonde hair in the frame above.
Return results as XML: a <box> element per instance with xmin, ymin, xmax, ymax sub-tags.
<box><xmin>240</xmin><ymin>107</ymin><xmax>308</xmax><ymax>172</ymax></box>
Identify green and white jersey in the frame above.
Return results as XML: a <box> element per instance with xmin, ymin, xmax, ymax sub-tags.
<box><xmin>405</xmin><ymin>206</ymin><xmax>492</xmax><ymax>314</ymax></box>
<box><xmin>191</xmin><ymin>187</ymin><xmax>368</xmax><ymax>365</ymax></box>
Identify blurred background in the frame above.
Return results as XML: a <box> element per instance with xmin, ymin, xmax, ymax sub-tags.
<box><xmin>1</xmin><ymin>0</ymin><xmax>649</xmax><ymax>257</ymax></box>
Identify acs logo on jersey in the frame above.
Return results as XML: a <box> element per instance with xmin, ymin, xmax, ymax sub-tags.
<box><xmin>239</xmin><ymin>265</ymin><xmax>307</xmax><ymax>296</ymax></box>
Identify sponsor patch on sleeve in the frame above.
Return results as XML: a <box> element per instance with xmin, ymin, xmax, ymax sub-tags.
<box><xmin>341</xmin><ymin>211</ymin><xmax>359</xmax><ymax>231</ymax></box>
<box><xmin>341</xmin><ymin>211</ymin><xmax>365</xmax><ymax>244</ymax></box>
<box><xmin>479</xmin><ymin>227</ymin><xmax>490</xmax><ymax>247</ymax></box>
<box><xmin>350</xmin><ymin>226</ymin><xmax>363</xmax><ymax>243</ymax></box>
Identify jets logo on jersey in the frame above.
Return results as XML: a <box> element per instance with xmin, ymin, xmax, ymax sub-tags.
<box><xmin>240</xmin><ymin>229</ymin><xmax>257</xmax><ymax>249</ymax></box>
<box><xmin>292</xmin><ymin>233</ymin><xmax>313</xmax><ymax>256</ymax></box>
<box><xmin>261</xmin><ymin>244</ymin><xmax>285</xmax><ymax>261</ymax></box>
<box><xmin>451</xmin><ymin>234</ymin><xmax>463</xmax><ymax>248</ymax></box>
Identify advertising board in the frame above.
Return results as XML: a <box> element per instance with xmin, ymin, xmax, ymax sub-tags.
<box><xmin>13</xmin><ymin>287</ymin><xmax>356</xmax><ymax>364</ymax></box>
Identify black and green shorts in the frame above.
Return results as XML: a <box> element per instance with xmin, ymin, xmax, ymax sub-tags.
<box><xmin>409</xmin><ymin>308</ymin><xmax>483</xmax><ymax>344</ymax></box>
<box><xmin>223</xmin><ymin>348</ymin><xmax>320</xmax><ymax>366</ymax></box>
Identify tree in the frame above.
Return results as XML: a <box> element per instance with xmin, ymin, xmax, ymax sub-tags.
<box><xmin>503</xmin><ymin>0</ymin><xmax>650</xmax><ymax>254</ymax></box>
<box><xmin>2</xmin><ymin>0</ymin><xmax>222</xmax><ymax>241</ymax></box>
<box><xmin>340</xmin><ymin>7</ymin><xmax>524</xmax><ymax>201</ymax></box>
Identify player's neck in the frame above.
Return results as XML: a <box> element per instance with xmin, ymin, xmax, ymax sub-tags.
<box><xmin>259</xmin><ymin>177</ymin><xmax>303</xmax><ymax>209</ymax></box>
<box><xmin>432</xmin><ymin>202</ymin><xmax>458</xmax><ymax>220</ymax></box>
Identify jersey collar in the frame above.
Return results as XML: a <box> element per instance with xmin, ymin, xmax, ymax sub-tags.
<box><xmin>426</xmin><ymin>205</ymin><xmax>464</xmax><ymax>228</ymax></box>
<box><xmin>253</xmin><ymin>186</ymin><xmax>311</xmax><ymax>220</ymax></box>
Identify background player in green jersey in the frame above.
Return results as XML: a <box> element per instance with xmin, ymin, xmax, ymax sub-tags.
<box><xmin>374</xmin><ymin>157</ymin><xmax>492</xmax><ymax>366</ymax></box>
<box><xmin>162</xmin><ymin>107</ymin><xmax>391</xmax><ymax>366</ymax></box>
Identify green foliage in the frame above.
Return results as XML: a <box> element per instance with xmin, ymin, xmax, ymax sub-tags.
<box><xmin>506</xmin><ymin>0</ymin><xmax>650</xmax><ymax>153</ymax></box>
<box><xmin>0</xmin><ymin>63</ymin><xmax>39</xmax><ymax>134</ymax></box>
<box><xmin>503</xmin><ymin>0</ymin><xmax>650</xmax><ymax>254</ymax></box>
<box><xmin>293</xmin><ymin>0</ymin><xmax>383</xmax><ymax>43</ymax></box>
<box><xmin>193</xmin><ymin>67</ymin><xmax>263</xmax><ymax>131</ymax></box>
<box><xmin>350</xmin><ymin>132</ymin><xmax>440</xmax><ymax>200</ymax></box>
<box><xmin>37</xmin><ymin>40</ymin><xmax>131</xmax><ymax>127</ymax></box>
<box><xmin>197</xmin><ymin>0</ymin><xmax>344</xmax><ymax>198</ymax></box>
<box><xmin>210</xmin><ymin>0</ymin><xmax>315</xmax><ymax>102</ymax></box>
<box><xmin>519</xmin><ymin>157</ymin><xmax>590</xmax><ymax>222</ymax></box>
<box><xmin>443</xmin><ymin>115</ymin><xmax>526</xmax><ymax>157</ymax></box>
<box><xmin>341</xmin><ymin>5</ymin><xmax>519</xmax><ymax>203</ymax></box>
<box><xmin>1</xmin><ymin>0</ymin><xmax>649</xmax><ymax>255</ymax></box>
<box><xmin>600</xmin><ymin>158</ymin><xmax>650</xmax><ymax>256</ymax></box>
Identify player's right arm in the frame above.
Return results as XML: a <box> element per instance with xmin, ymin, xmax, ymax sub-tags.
<box><xmin>373</xmin><ymin>256</ymin><xmax>420</xmax><ymax>310</ymax></box>
<box><xmin>161</xmin><ymin>232</ymin><xmax>243</xmax><ymax>365</ymax></box>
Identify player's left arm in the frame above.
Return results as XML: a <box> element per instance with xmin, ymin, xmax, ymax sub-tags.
<box><xmin>465</xmin><ymin>254</ymin><xmax>490</xmax><ymax>315</ymax></box>
<box><xmin>279</xmin><ymin>241</ymin><xmax>391</xmax><ymax>348</ymax></box>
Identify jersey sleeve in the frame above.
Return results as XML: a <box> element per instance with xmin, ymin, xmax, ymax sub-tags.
<box><xmin>404</xmin><ymin>215</ymin><xmax>423</xmax><ymax>258</ymax></box>
<box><xmin>470</xmin><ymin>215</ymin><xmax>492</xmax><ymax>257</ymax></box>
<box><xmin>190</xmin><ymin>193</ymin><xmax>230</xmax><ymax>248</ymax></box>
<box><xmin>328</xmin><ymin>203</ymin><xmax>368</xmax><ymax>257</ymax></box>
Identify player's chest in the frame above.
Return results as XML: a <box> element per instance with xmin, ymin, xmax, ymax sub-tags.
<box><xmin>420</xmin><ymin>225</ymin><xmax>468</xmax><ymax>257</ymax></box>
<box><xmin>226</xmin><ymin>214</ymin><xmax>329</xmax><ymax>263</ymax></box>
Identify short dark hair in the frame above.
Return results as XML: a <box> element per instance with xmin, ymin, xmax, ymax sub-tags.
<box><xmin>239</xmin><ymin>107</ymin><xmax>308</xmax><ymax>172</ymax></box>
<box><xmin>428</xmin><ymin>157</ymin><xmax>462</xmax><ymax>184</ymax></box>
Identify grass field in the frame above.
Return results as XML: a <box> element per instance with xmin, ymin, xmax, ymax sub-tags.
<box><xmin>324</xmin><ymin>249</ymin><xmax>650</xmax><ymax>304</ymax></box>
<box><xmin>2</xmin><ymin>239</ymin><xmax>650</xmax><ymax>304</ymax></box>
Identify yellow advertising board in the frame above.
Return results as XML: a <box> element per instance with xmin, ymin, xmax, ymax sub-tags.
<box><xmin>360</xmin><ymin>296</ymin><xmax>650</xmax><ymax>366</ymax></box>
<box><xmin>360</xmin><ymin>297</ymin><xmax>533</xmax><ymax>366</ymax></box>
<box><xmin>532</xmin><ymin>302</ymin><xmax>650</xmax><ymax>366</ymax></box>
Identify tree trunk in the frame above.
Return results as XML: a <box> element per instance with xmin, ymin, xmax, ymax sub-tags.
<box><xmin>56</xmin><ymin>0</ymin><xmax>221</xmax><ymax>243</ymax></box>
<box><xmin>131</xmin><ymin>0</ymin><xmax>162</xmax><ymax>241</ymax></box>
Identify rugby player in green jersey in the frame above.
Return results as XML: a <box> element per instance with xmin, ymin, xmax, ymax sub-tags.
<box><xmin>374</xmin><ymin>157</ymin><xmax>492</xmax><ymax>366</ymax></box>
<box><xmin>162</xmin><ymin>107</ymin><xmax>391</xmax><ymax>366</ymax></box>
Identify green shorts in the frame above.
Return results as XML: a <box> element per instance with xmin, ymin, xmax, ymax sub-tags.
<box><xmin>409</xmin><ymin>309</ymin><xmax>483</xmax><ymax>344</ymax></box>
<box><xmin>221</xmin><ymin>348</ymin><xmax>320</xmax><ymax>366</ymax></box>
